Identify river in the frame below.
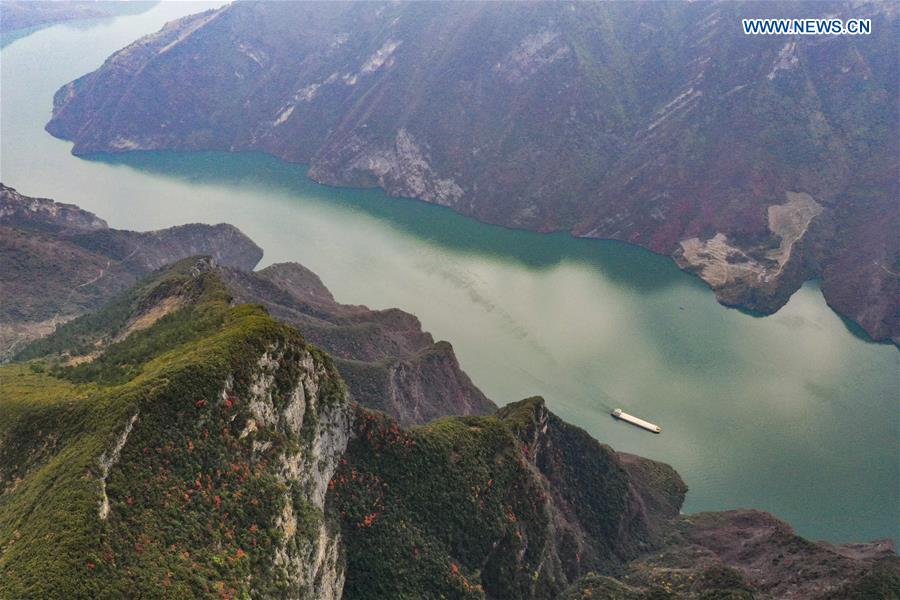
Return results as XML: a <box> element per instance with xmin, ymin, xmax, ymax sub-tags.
<box><xmin>1</xmin><ymin>2</ymin><xmax>897</xmax><ymax>545</ymax></box>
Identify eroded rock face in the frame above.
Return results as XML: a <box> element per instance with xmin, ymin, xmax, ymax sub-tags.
<box><xmin>44</xmin><ymin>1</ymin><xmax>899</xmax><ymax>342</ymax></box>
<box><xmin>2</xmin><ymin>259</ymin><xmax>897</xmax><ymax>597</ymax></box>
<box><xmin>0</xmin><ymin>260</ymin><xmax>356</xmax><ymax>598</ymax></box>
<box><xmin>310</xmin><ymin>129</ymin><xmax>465</xmax><ymax>208</ymax></box>
<box><xmin>330</xmin><ymin>397</ymin><xmax>689</xmax><ymax>598</ymax></box>
<box><xmin>0</xmin><ymin>183</ymin><xmax>107</xmax><ymax>231</ymax></box>
<box><xmin>111</xmin><ymin>338</ymin><xmax>352</xmax><ymax>598</ymax></box>
<box><xmin>227</xmin><ymin>345</ymin><xmax>352</xmax><ymax>598</ymax></box>
<box><xmin>497</xmin><ymin>398</ymin><xmax>685</xmax><ymax>571</ymax></box>
<box><xmin>675</xmin><ymin>191</ymin><xmax>824</xmax><ymax>312</ymax></box>
<box><xmin>607</xmin><ymin>509</ymin><xmax>900</xmax><ymax>599</ymax></box>
<box><xmin>220</xmin><ymin>262</ymin><xmax>496</xmax><ymax>425</ymax></box>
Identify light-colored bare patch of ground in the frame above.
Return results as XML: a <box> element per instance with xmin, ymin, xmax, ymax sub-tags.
<box><xmin>679</xmin><ymin>234</ymin><xmax>759</xmax><ymax>287</ymax></box>
<box><xmin>766</xmin><ymin>191</ymin><xmax>823</xmax><ymax>271</ymax></box>
<box><xmin>65</xmin><ymin>352</ymin><xmax>100</xmax><ymax>367</ymax></box>
<box><xmin>0</xmin><ymin>315</ymin><xmax>73</xmax><ymax>361</ymax></box>
<box><xmin>678</xmin><ymin>191</ymin><xmax>823</xmax><ymax>289</ymax></box>
<box><xmin>113</xmin><ymin>296</ymin><xmax>185</xmax><ymax>343</ymax></box>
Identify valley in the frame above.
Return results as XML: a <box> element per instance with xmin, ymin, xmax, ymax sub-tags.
<box><xmin>0</xmin><ymin>187</ymin><xmax>900</xmax><ymax>600</ymax></box>
<box><xmin>44</xmin><ymin>1</ymin><xmax>900</xmax><ymax>343</ymax></box>
<box><xmin>2</xmin><ymin>199</ymin><xmax>896</xmax><ymax>598</ymax></box>
<box><xmin>0</xmin><ymin>3</ymin><xmax>900</xmax><ymax>584</ymax></box>
<box><xmin>1</xmin><ymin>0</ymin><xmax>897</xmax><ymax>565</ymax></box>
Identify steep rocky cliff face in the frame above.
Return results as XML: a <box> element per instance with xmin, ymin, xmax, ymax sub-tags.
<box><xmin>45</xmin><ymin>1</ymin><xmax>899</xmax><ymax>342</ymax></box>
<box><xmin>2</xmin><ymin>186</ymin><xmax>491</xmax><ymax>424</ymax></box>
<box><xmin>0</xmin><ymin>183</ymin><xmax>263</xmax><ymax>359</ymax></box>
<box><xmin>330</xmin><ymin>397</ymin><xmax>899</xmax><ymax>599</ymax></box>
<box><xmin>329</xmin><ymin>398</ymin><xmax>687</xmax><ymax>599</ymax></box>
<box><xmin>0</xmin><ymin>259</ymin><xmax>352</xmax><ymax>598</ymax></box>
<box><xmin>2</xmin><ymin>261</ymin><xmax>897</xmax><ymax>598</ymax></box>
<box><xmin>220</xmin><ymin>263</ymin><xmax>495</xmax><ymax>425</ymax></box>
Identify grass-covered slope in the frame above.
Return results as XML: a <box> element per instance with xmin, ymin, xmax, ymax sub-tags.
<box><xmin>0</xmin><ymin>258</ymin><xmax>351</xmax><ymax>599</ymax></box>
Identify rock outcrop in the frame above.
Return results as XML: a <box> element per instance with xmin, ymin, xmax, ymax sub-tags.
<box><xmin>331</xmin><ymin>397</ymin><xmax>899</xmax><ymax>599</ymax></box>
<box><xmin>564</xmin><ymin>509</ymin><xmax>900</xmax><ymax>599</ymax></box>
<box><xmin>220</xmin><ymin>262</ymin><xmax>496</xmax><ymax>425</ymax></box>
<box><xmin>45</xmin><ymin>1</ymin><xmax>900</xmax><ymax>343</ymax></box>
<box><xmin>1</xmin><ymin>260</ymin><xmax>896</xmax><ymax>598</ymax></box>
<box><xmin>0</xmin><ymin>259</ymin><xmax>352</xmax><ymax>598</ymax></box>
<box><xmin>2</xmin><ymin>186</ymin><xmax>491</xmax><ymax>427</ymax></box>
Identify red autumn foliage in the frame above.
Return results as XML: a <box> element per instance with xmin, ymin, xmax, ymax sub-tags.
<box><xmin>358</xmin><ymin>512</ymin><xmax>378</xmax><ymax>528</ymax></box>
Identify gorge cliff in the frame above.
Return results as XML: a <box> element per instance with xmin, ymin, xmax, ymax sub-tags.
<box><xmin>2</xmin><ymin>261</ymin><xmax>896</xmax><ymax>598</ymax></box>
<box><xmin>45</xmin><ymin>1</ymin><xmax>899</xmax><ymax>343</ymax></box>
<box><xmin>1</xmin><ymin>259</ymin><xmax>353</xmax><ymax>598</ymax></box>
<box><xmin>1</xmin><ymin>184</ymin><xmax>493</xmax><ymax>424</ymax></box>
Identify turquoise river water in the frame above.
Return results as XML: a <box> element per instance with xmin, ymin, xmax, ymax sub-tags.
<box><xmin>1</xmin><ymin>2</ymin><xmax>897</xmax><ymax>545</ymax></box>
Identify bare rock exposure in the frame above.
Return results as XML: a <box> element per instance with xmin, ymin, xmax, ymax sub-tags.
<box><xmin>45</xmin><ymin>1</ymin><xmax>899</xmax><ymax>343</ymax></box>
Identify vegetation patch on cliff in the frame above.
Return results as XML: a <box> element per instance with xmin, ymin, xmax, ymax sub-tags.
<box><xmin>0</xmin><ymin>259</ymin><xmax>349</xmax><ymax>599</ymax></box>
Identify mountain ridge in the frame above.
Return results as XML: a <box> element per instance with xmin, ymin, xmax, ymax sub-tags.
<box><xmin>45</xmin><ymin>0</ymin><xmax>900</xmax><ymax>343</ymax></box>
<box><xmin>3</xmin><ymin>264</ymin><xmax>896</xmax><ymax>597</ymax></box>
<box><xmin>1</xmin><ymin>184</ymin><xmax>494</xmax><ymax>424</ymax></box>
<box><xmin>0</xmin><ymin>182</ymin><xmax>263</xmax><ymax>359</ymax></box>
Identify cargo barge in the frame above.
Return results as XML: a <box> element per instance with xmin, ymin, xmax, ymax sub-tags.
<box><xmin>611</xmin><ymin>408</ymin><xmax>661</xmax><ymax>434</ymax></box>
